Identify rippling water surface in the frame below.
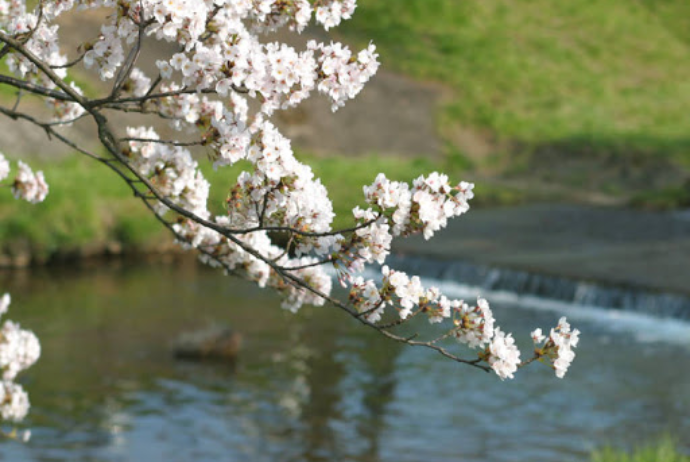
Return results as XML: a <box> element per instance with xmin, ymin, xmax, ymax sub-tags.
<box><xmin>0</xmin><ymin>261</ymin><xmax>688</xmax><ymax>462</ymax></box>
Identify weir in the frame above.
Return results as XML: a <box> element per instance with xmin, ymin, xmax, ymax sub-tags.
<box><xmin>386</xmin><ymin>254</ymin><xmax>690</xmax><ymax>320</ymax></box>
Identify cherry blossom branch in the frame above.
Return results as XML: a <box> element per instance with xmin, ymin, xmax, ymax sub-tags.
<box><xmin>0</xmin><ymin>0</ymin><xmax>580</xmax><ymax>393</ymax></box>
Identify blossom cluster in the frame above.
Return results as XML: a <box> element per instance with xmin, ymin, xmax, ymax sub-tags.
<box><xmin>309</xmin><ymin>40</ymin><xmax>379</xmax><ymax>111</ymax></box>
<box><xmin>2</xmin><ymin>11</ymin><xmax>68</xmax><ymax>83</ymax></box>
<box><xmin>124</xmin><ymin>124</ymin><xmax>341</xmax><ymax>316</ymax></box>
<box><xmin>485</xmin><ymin>328</ymin><xmax>521</xmax><ymax>380</ymax></box>
<box><xmin>0</xmin><ymin>153</ymin><xmax>48</xmax><ymax>204</ymax></box>
<box><xmin>330</xmin><ymin>172</ymin><xmax>474</xmax><ymax>285</ymax></box>
<box><xmin>364</xmin><ymin>172</ymin><xmax>474</xmax><ymax>239</ymax></box>
<box><xmin>531</xmin><ymin>317</ymin><xmax>580</xmax><ymax>378</ymax></box>
<box><xmin>314</xmin><ymin>0</ymin><xmax>357</xmax><ymax>30</ymax></box>
<box><xmin>349</xmin><ymin>267</ymin><xmax>581</xmax><ymax>380</ymax></box>
<box><xmin>0</xmin><ymin>294</ymin><xmax>40</xmax><ymax>425</ymax></box>
<box><xmin>126</xmin><ymin>127</ymin><xmax>210</xmax><ymax>217</ymax></box>
<box><xmin>348</xmin><ymin>268</ymin><xmax>520</xmax><ymax>379</ymax></box>
<box><xmin>12</xmin><ymin>161</ymin><xmax>48</xmax><ymax>204</ymax></box>
<box><xmin>2</xmin><ymin>0</ymin><xmax>379</xmax><ymax>122</ymax></box>
<box><xmin>125</xmin><ymin>126</ymin><xmax>334</xmax><ymax>314</ymax></box>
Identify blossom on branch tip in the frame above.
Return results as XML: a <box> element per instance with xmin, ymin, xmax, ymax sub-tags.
<box><xmin>531</xmin><ymin>328</ymin><xmax>545</xmax><ymax>344</ymax></box>
<box><xmin>531</xmin><ymin>317</ymin><xmax>580</xmax><ymax>378</ymax></box>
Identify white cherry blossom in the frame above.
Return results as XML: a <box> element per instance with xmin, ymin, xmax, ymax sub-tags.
<box><xmin>12</xmin><ymin>161</ymin><xmax>48</xmax><ymax>204</ymax></box>
<box><xmin>486</xmin><ymin>328</ymin><xmax>521</xmax><ymax>380</ymax></box>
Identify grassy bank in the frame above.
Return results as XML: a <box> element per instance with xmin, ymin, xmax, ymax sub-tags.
<box><xmin>0</xmin><ymin>156</ymin><xmax>163</xmax><ymax>261</ymax></box>
<box><xmin>339</xmin><ymin>0</ymin><xmax>690</xmax><ymax>186</ymax></box>
<box><xmin>4</xmin><ymin>1</ymin><xmax>689</xmax><ymax>207</ymax></box>
<box><xmin>0</xmin><ymin>153</ymin><xmax>524</xmax><ymax>261</ymax></box>
<box><xmin>593</xmin><ymin>437</ymin><xmax>690</xmax><ymax>462</ymax></box>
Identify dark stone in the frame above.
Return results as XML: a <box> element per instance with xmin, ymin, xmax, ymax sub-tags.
<box><xmin>172</xmin><ymin>326</ymin><xmax>242</xmax><ymax>362</ymax></box>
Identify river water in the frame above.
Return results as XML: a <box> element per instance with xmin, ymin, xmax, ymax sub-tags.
<box><xmin>0</xmin><ymin>261</ymin><xmax>688</xmax><ymax>461</ymax></box>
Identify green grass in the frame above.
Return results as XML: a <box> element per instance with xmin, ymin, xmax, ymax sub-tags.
<box><xmin>4</xmin><ymin>0</ymin><xmax>689</xmax><ymax>212</ymax></box>
<box><xmin>592</xmin><ymin>437</ymin><xmax>690</xmax><ymax>462</ymax></box>
<box><xmin>0</xmin><ymin>152</ymin><xmax>525</xmax><ymax>257</ymax></box>
<box><xmin>0</xmin><ymin>156</ymin><xmax>163</xmax><ymax>259</ymax></box>
<box><xmin>339</xmin><ymin>0</ymin><xmax>690</xmax><ymax>166</ymax></box>
<box><xmin>630</xmin><ymin>182</ymin><xmax>690</xmax><ymax>210</ymax></box>
<box><xmin>11</xmin><ymin>0</ymin><xmax>690</xmax><ymax>254</ymax></box>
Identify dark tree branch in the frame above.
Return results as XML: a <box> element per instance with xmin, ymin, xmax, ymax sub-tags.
<box><xmin>0</xmin><ymin>74</ymin><xmax>72</xmax><ymax>101</ymax></box>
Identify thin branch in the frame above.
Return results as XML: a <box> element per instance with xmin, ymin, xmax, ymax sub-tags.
<box><xmin>230</xmin><ymin>215</ymin><xmax>381</xmax><ymax>238</ymax></box>
<box><xmin>100</xmin><ymin>104</ymin><xmax>184</xmax><ymax>121</ymax></box>
<box><xmin>144</xmin><ymin>74</ymin><xmax>163</xmax><ymax>97</ymax></box>
<box><xmin>109</xmin><ymin>17</ymin><xmax>149</xmax><ymax>100</ymax></box>
<box><xmin>91</xmin><ymin>87</ymin><xmax>213</xmax><ymax>107</ymax></box>
<box><xmin>377</xmin><ymin>309</ymin><xmax>423</xmax><ymax>330</ymax></box>
<box><xmin>0</xmin><ymin>105</ymin><xmax>107</xmax><ymax>164</ymax></box>
<box><xmin>354</xmin><ymin>297</ymin><xmax>386</xmax><ymax>319</ymax></box>
<box><xmin>45</xmin><ymin>112</ymin><xmax>90</xmax><ymax>126</ymax></box>
<box><xmin>120</xmin><ymin>137</ymin><xmax>205</xmax><ymax>147</ymax></box>
<box><xmin>278</xmin><ymin>257</ymin><xmax>331</xmax><ymax>271</ymax></box>
<box><xmin>50</xmin><ymin>52</ymin><xmax>86</xmax><ymax>70</ymax></box>
<box><xmin>11</xmin><ymin>90</ymin><xmax>22</xmax><ymax>112</ymax></box>
<box><xmin>519</xmin><ymin>353</ymin><xmax>542</xmax><ymax>369</ymax></box>
<box><xmin>0</xmin><ymin>74</ymin><xmax>72</xmax><ymax>102</ymax></box>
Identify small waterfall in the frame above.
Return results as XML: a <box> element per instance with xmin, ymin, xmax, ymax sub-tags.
<box><xmin>386</xmin><ymin>254</ymin><xmax>690</xmax><ymax>320</ymax></box>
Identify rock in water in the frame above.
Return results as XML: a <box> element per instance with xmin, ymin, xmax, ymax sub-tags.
<box><xmin>172</xmin><ymin>326</ymin><xmax>242</xmax><ymax>361</ymax></box>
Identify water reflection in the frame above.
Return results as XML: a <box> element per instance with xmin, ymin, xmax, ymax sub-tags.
<box><xmin>0</xmin><ymin>261</ymin><xmax>688</xmax><ymax>461</ymax></box>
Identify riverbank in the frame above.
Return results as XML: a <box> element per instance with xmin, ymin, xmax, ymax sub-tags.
<box><xmin>0</xmin><ymin>153</ymin><xmax>529</xmax><ymax>267</ymax></box>
<box><xmin>1</xmin><ymin>153</ymin><xmax>687</xmax><ymax>296</ymax></box>
<box><xmin>4</xmin><ymin>185</ymin><xmax>688</xmax><ymax>304</ymax></box>
<box><xmin>339</xmin><ymin>0</ymin><xmax>690</xmax><ymax>202</ymax></box>
<box><xmin>3</xmin><ymin>2</ymin><xmax>689</xmax><ymax>271</ymax></box>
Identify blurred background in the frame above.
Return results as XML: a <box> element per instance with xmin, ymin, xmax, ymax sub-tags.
<box><xmin>0</xmin><ymin>1</ymin><xmax>689</xmax><ymax>461</ymax></box>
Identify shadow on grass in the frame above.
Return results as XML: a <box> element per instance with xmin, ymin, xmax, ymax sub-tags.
<box><xmin>504</xmin><ymin>134</ymin><xmax>690</xmax><ymax>199</ymax></box>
